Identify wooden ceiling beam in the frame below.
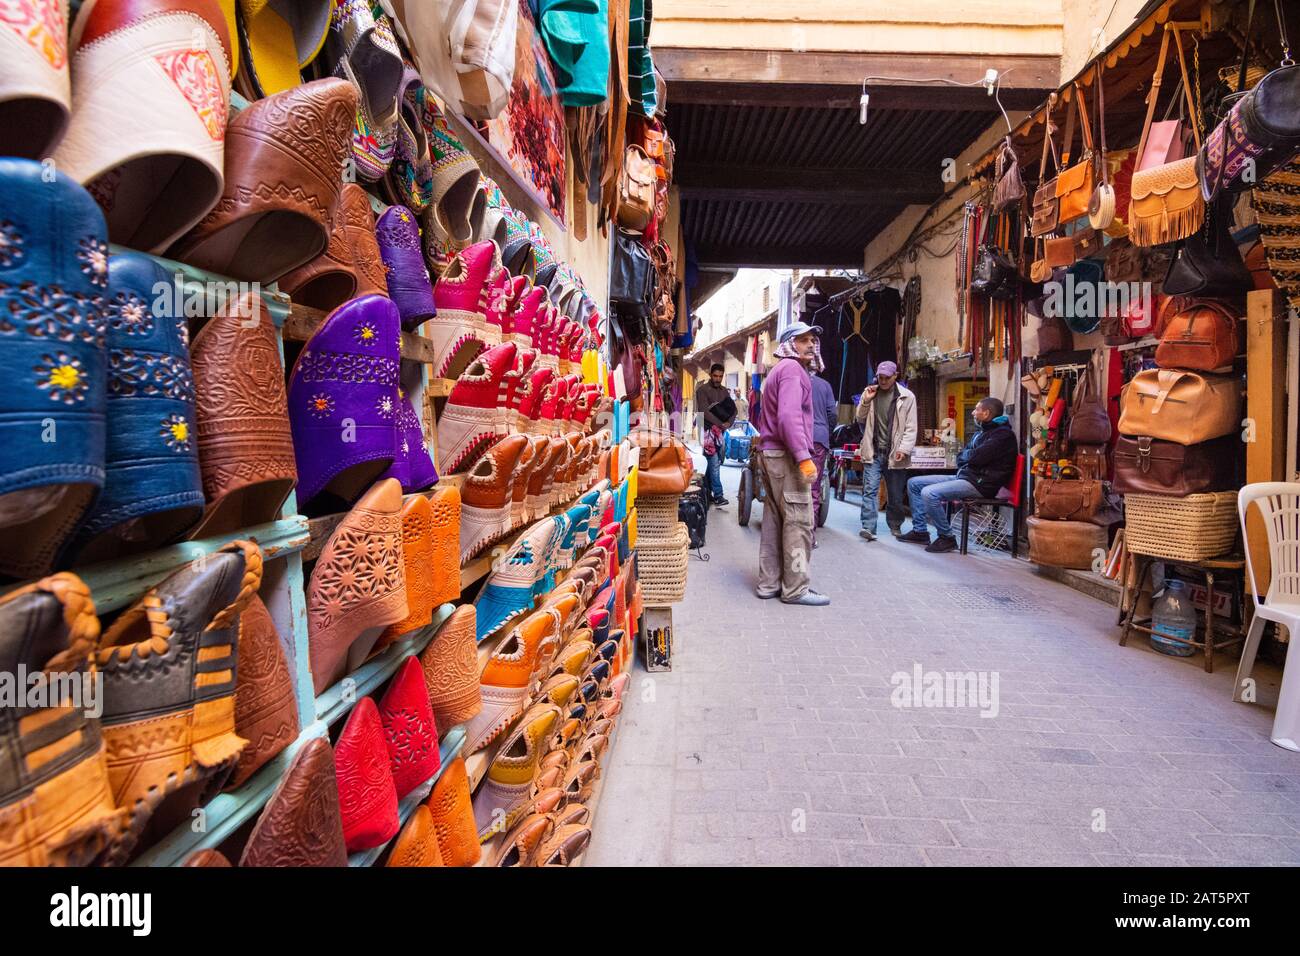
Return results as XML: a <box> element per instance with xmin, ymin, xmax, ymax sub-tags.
<box><xmin>695</xmin><ymin>245</ymin><xmax>865</xmax><ymax>269</ymax></box>
<box><xmin>668</xmin><ymin>81</ymin><xmax>1050</xmax><ymax>112</ymax></box>
<box><xmin>677</xmin><ymin>164</ymin><xmax>940</xmax><ymax>205</ymax></box>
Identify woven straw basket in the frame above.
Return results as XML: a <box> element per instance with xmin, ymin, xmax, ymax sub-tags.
<box><xmin>1124</xmin><ymin>491</ymin><xmax>1238</xmax><ymax>561</ymax></box>
<box><xmin>636</xmin><ymin>494</ymin><xmax>682</xmax><ymax>541</ymax></box>
<box><xmin>637</xmin><ymin>523</ymin><xmax>689</xmax><ymax>603</ymax></box>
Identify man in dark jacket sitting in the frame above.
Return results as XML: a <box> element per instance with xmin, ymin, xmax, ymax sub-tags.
<box><xmin>899</xmin><ymin>397</ymin><xmax>1018</xmax><ymax>554</ymax></box>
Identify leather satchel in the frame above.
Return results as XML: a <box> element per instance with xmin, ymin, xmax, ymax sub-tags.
<box><xmin>1031</xmin><ymin>94</ymin><xmax>1061</xmax><ymax>237</ymax></box>
<box><xmin>1104</xmin><ymin>237</ymin><xmax>1144</xmax><ymax>284</ymax></box>
<box><xmin>1162</xmin><ymin>195</ymin><xmax>1254</xmax><ymax>298</ymax></box>
<box><xmin>1154</xmin><ymin>298</ymin><xmax>1240</xmax><ymax>371</ymax></box>
<box><xmin>1055</xmin><ymin>82</ymin><xmax>1097</xmax><ymax>223</ymax></box>
<box><xmin>632</xmin><ymin>430</ymin><xmax>693</xmax><ymax>495</ymax></box>
<box><xmin>616</xmin><ymin>144</ymin><xmax>656</xmax><ymax>231</ymax></box>
<box><xmin>993</xmin><ymin>137</ymin><xmax>1026</xmax><ymax>212</ymax></box>
<box><xmin>1034</xmin><ymin>477</ymin><xmax>1104</xmax><ymax>522</ymax></box>
<box><xmin>1074</xmin><ymin>227</ymin><xmax>1104</xmax><ymax>259</ymax></box>
<box><xmin>1130</xmin><ymin>26</ymin><xmax>1205</xmax><ymax>246</ymax></box>
<box><xmin>1118</xmin><ymin>368</ymin><xmax>1241</xmax><ymax>444</ymax></box>
<box><xmin>1044</xmin><ymin>235</ymin><xmax>1077</xmax><ymax>268</ymax></box>
<box><xmin>1027</xmin><ymin>515</ymin><xmax>1108</xmax><ymax>569</ymax></box>
<box><xmin>609</xmin><ymin>230</ymin><xmax>653</xmax><ymax>315</ymax></box>
<box><xmin>1113</xmin><ymin>433</ymin><xmax>1239</xmax><ymax>496</ymax></box>
<box><xmin>1068</xmin><ymin>355</ymin><xmax>1112</xmax><ymax>446</ymax></box>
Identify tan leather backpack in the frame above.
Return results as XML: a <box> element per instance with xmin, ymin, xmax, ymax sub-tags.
<box><xmin>616</xmin><ymin>145</ymin><xmax>656</xmax><ymax>231</ymax></box>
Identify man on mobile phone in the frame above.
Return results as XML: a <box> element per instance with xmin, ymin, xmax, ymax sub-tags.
<box><xmin>853</xmin><ymin>361</ymin><xmax>917</xmax><ymax>541</ymax></box>
<box><xmin>696</xmin><ymin>363</ymin><xmax>735</xmax><ymax>505</ymax></box>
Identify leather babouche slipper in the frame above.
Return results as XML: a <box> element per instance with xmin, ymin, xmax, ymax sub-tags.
<box><xmin>55</xmin><ymin>0</ymin><xmax>232</xmax><ymax>252</ymax></box>
<box><xmin>459</xmin><ymin>434</ymin><xmax>530</xmax><ymax>563</ymax></box>
<box><xmin>377</xmin><ymin>656</ymin><xmax>441</xmax><ymax>798</ymax></box>
<box><xmin>380</xmin><ymin>69</ymin><xmax>434</xmax><ymax>214</ymax></box>
<box><xmin>501</xmin><ymin>212</ymin><xmax>536</xmax><ymax>280</ymax></box>
<box><xmin>375</xmin><ymin>205</ymin><xmax>436</xmax><ymax>331</ymax></box>
<box><xmin>552</xmin><ymin>802</ymin><xmax>590</xmax><ymax>829</ymax></box>
<box><xmin>551</xmin><ymin>717</ymin><xmax>583</xmax><ymax>752</ymax></box>
<box><xmin>385</xmin><ymin>804</ymin><xmax>443</xmax><ymax>866</ymax></box>
<box><xmin>232</xmin><ymin>0</ymin><xmax>332</xmax><ymax>99</ymax></box>
<box><xmin>172</xmin><ymin>77</ymin><xmax>356</xmax><ymax>283</ymax></box>
<box><xmin>0</xmin><ymin>573</ymin><xmax>125</xmax><ymax>866</ymax></box>
<box><xmin>279</xmin><ymin>182</ymin><xmax>388</xmax><ymax>310</ymax></box>
<box><xmin>525</xmin><ymin>439</ymin><xmax>565</xmax><ymax>520</ymax></box>
<box><xmin>374</xmin><ymin>493</ymin><xmax>436</xmax><ymax>654</ymax></box>
<box><xmin>538</xmin><ymin>749</ymin><xmax>569</xmax><ymax>774</ymax></box>
<box><xmin>472</xmin><ymin>701</ymin><xmax>561</xmax><ymax>839</ymax></box>
<box><xmin>507</xmin><ymin>436</ymin><xmax>542</xmax><ymax>531</ymax></box>
<box><xmin>492</xmin><ymin>274</ymin><xmax>528</xmax><ymax>351</ymax></box>
<box><xmin>535</xmin><ymin>376</ymin><xmax>565</xmax><ymax>440</ymax></box>
<box><xmin>0</xmin><ymin>0</ymin><xmax>71</xmax><ymax>159</ymax></box>
<box><xmin>471</xmin><ymin>176</ymin><xmax>511</xmax><ymax>248</ymax></box>
<box><xmin>551</xmin><ymin>637</ymin><xmax>594</xmax><ymax>680</ymax></box>
<box><xmin>427</xmin><ymin>240</ymin><xmax>495</xmax><ymax>379</ymax></box>
<box><xmin>586</xmin><ymin>717</ymin><xmax>613</xmax><ymax>740</ymax></box>
<box><xmin>581</xmin><ymin>659</ymin><xmax>611</xmax><ymax>691</ymax></box>
<box><xmin>334</xmin><ymin>696</ymin><xmax>399</xmax><ymax>853</ymax></box>
<box><xmin>96</xmin><ymin>539</ymin><xmax>263</xmax><ymax>865</ymax></box>
<box><xmin>482</xmin><ymin>261</ymin><xmax>511</xmax><ymax>348</ymax></box>
<box><xmin>533</xmin><ymin>763</ymin><xmax>564</xmax><ymax>792</ymax></box>
<box><xmin>509</xmin><ymin>283</ymin><xmax>546</xmax><ymax>351</ymax></box>
<box><xmin>472</xmin><ymin>517</ymin><xmax>552</xmax><ymax>643</ymax></box>
<box><xmin>560</xmin><ymin>762</ymin><xmax>597</xmax><ymax>806</ymax></box>
<box><xmin>287</xmin><ymin>294</ymin><xmax>400</xmax><ymax>513</ymax></box>
<box><xmin>324</xmin><ymin>0</ymin><xmax>403</xmax><ymax>182</ymax></box>
<box><xmin>536</xmin><ymin>822</ymin><xmax>591</xmax><ymax>867</ymax></box>
<box><xmin>239</xmin><ymin>736</ymin><xmax>347</xmax><ymax>866</ymax></box>
<box><xmin>492</xmin><ymin>813</ymin><xmax>554</xmax><ymax>867</ymax></box>
<box><xmin>409</xmin><ymin>90</ymin><xmax>479</xmax><ymax>275</ymax></box>
<box><xmin>502</xmin><ymin>347</ymin><xmax>540</xmax><ymax>435</ymax></box>
<box><xmin>436</xmin><ymin>341</ymin><xmax>516</xmax><ymax>475</ymax></box>
<box><xmin>530</xmin><ymin>516</ymin><xmax>566</xmax><ymax>601</ymax></box>
<box><xmin>425</xmin><ymin>754</ymin><xmax>479</xmax><ymax>866</ymax></box>
<box><xmin>306</xmin><ymin>477</ymin><xmax>407</xmax><ymax>694</ymax></box>
<box><xmin>427</xmin><ymin>485</ymin><xmax>463</xmax><ymax>607</ymax></box>
<box><xmin>0</xmin><ymin>157</ymin><xmax>109</xmax><ymax>580</ymax></box>
<box><xmin>379</xmin><ymin>387</ymin><xmax>438</xmax><ymax>493</ymax></box>
<box><xmin>541</xmin><ymin>588</ymin><xmax>582</xmax><ymax>632</ymax></box>
<box><xmin>69</xmin><ymin>252</ymin><xmax>204</xmax><ymax>564</ymax></box>
<box><xmin>188</xmin><ymin>291</ymin><xmax>296</xmax><ymax>539</ymax></box>
<box><xmin>464</xmin><ymin>609</ymin><xmax>559</xmax><ymax>755</ymax></box>
<box><xmin>419</xmin><ymin>604</ymin><xmax>482</xmax><ymax>730</ymax></box>
<box><xmin>519</xmin><ymin>366</ymin><xmax>555</xmax><ymax>435</ymax></box>
<box><xmin>184</xmin><ymin>848</ymin><xmax>232</xmax><ymax>866</ymax></box>
<box><xmin>574</xmin><ymin>733</ymin><xmax>609</xmax><ymax>770</ymax></box>
<box><xmin>228</xmin><ymin>594</ymin><xmax>298</xmax><ymax>789</ymax></box>
<box><xmin>534</xmin><ymin>674</ymin><xmax>580</xmax><ymax>710</ymax></box>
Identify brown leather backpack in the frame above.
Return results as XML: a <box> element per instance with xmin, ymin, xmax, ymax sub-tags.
<box><xmin>616</xmin><ymin>145</ymin><xmax>656</xmax><ymax>231</ymax></box>
<box><xmin>1154</xmin><ymin>299</ymin><xmax>1239</xmax><ymax>371</ymax></box>
<box><xmin>1068</xmin><ymin>355</ymin><xmax>1112</xmax><ymax>446</ymax></box>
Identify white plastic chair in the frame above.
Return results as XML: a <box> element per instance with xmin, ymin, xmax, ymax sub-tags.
<box><xmin>1237</xmin><ymin>483</ymin><xmax>1300</xmax><ymax>751</ymax></box>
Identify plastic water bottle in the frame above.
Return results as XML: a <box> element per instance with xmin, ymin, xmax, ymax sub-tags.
<box><xmin>1150</xmin><ymin>579</ymin><xmax>1197</xmax><ymax>657</ymax></box>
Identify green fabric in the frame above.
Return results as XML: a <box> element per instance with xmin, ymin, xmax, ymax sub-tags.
<box><xmin>628</xmin><ymin>0</ymin><xmax>656</xmax><ymax>117</ymax></box>
<box><xmin>539</xmin><ymin>0</ymin><xmax>610</xmax><ymax>107</ymax></box>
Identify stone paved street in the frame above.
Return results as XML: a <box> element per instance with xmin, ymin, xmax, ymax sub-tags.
<box><xmin>585</xmin><ymin>457</ymin><xmax>1300</xmax><ymax>866</ymax></box>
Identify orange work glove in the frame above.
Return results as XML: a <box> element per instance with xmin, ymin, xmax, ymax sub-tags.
<box><xmin>798</xmin><ymin>459</ymin><xmax>817</xmax><ymax>481</ymax></box>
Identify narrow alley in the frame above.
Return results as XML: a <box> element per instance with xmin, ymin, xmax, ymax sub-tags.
<box><xmin>587</xmin><ymin>459</ymin><xmax>1300</xmax><ymax>867</ymax></box>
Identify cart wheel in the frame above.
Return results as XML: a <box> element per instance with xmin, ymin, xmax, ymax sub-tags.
<box><xmin>817</xmin><ymin>472</ymin><xmax>830</xmax><ymax>528</ymax></box>
<box><xmin>738</xmin><ymin>469</ymin><xmax>753</xmax><ymax>526</ymax></box>
<box><xmin>835</xmin><ymin>468</ymin><xmax>847</xmax><ymax>501</ymax></box>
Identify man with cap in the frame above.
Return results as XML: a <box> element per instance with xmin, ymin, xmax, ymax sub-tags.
<box><xmin>752</xmin><ymin>322</ymin><xmax>830</xmax><ymax>606</ymax></box>
<box><xmin>854</xmin><ymin>361</ymin><xmax>917</xmax><ymax>541</ymax></box>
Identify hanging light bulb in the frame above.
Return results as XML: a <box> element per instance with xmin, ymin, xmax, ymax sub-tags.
<box><xmin>859</xmin><ymin>86</ymin><xmax>870</xmax><ymax>125</ymax></box>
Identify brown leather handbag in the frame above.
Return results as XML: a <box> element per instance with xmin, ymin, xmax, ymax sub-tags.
<box><xmin>993</xmin><ymin>137</ymin><xmax>1026</xmax><ymax>212</ymax></box>
<box><xmin>1055</xmin><ymin>82</ymin><xmax>1097</xmax><ymax>223</ymax></box>
<box><xmin>1073</xmin><ymin>227</ymin><xmax>1104</xmax><ymax>259</ymax></box>
<box><xmin>1154</xmin><ymin>299</ymin><xmax>1239</xmax><ymax>371</ymax></box>
<box><xmin>1034</xmin><ymin>477</ymin><xmax>1104</xmax><ymax>521</ymax></box>
<box><xmin>1104</xmin><ymin>238</ymin><xmax>1144</xmax><ymax>284</ymax></box>
<box><xmin>1027</xmin><ymin>515</ymin><xmax>1108</xmax><ymax>569</ymax></box>
<box><xmin>1031</xmin><ymin>94</ymin><xmax>1061</xmax><ymax>238</ymax></box>
<box><xmin>633</xmin><ymin>431</ymin><xmax>694</xmax><ymax>495</ymax></box>
<box><xmin>1068</xmin><ymin>354</ymin><xmax>1113</xmax><ymax>446</ymax></box>
<box><xmin>1130</xmin><ymin>25</ymin><xmax>1205</xmax><ymax>246</ymax></box>
<box><xmin>1112</xmin><ymin>433</ymin><xmax>1239</xmax><ymax>496</ymax></box>
<box><xmin>1044</xmin><ymin>234</ymin><xmax>1077</xmax><ymax>268</ymax></box>
<box><xmin>1118</xmin><ymin>368</ymin><xmax>1241</xmax><ymax>444</ymax></box>
<box><xmin>616</xmin><ymin>144</ymin><xmax>656</xmax><ymax>231</ymax></box>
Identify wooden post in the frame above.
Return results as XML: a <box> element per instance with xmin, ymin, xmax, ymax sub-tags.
<box><xmin>1246</xmin><ymin>290</ymin><xmax>1286</xmax><ymax>594</ymax></box>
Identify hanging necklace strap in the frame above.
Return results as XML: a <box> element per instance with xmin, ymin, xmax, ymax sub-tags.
<box><xmin>1277</xmin><ymin>0</ymin><xmax>1294</xmax><ymax>66</ymax></box>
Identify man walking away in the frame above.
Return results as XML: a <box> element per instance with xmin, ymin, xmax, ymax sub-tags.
<box><xmin>809</xmin><ymin>340</ymin><xmax>836</xmax><ymax>544</ymax></box>
<box><xmin>696</xmin><ymin>363</ymin><xmax>735</xmax><ymax>506</ymax></box>
<box><xmin>899</xmin><ymin>397</ymin><xmax>1018</xmax><ymax>553</ymax></box>
<box><xmin>854</xmin><ymin>361</ymin><xmax>917</xmax><ymax>541</ymax></box>
<box><xmin>753</xmin><ymin>322</ymin><xmax>830</xmax><ymax>606</ymax></box>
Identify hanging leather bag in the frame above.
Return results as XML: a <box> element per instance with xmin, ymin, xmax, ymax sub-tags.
<box><xmin>616</xmin><ymin>144</ymin><xmax>656</xmax><ymax>231</ymax></box>
<box><xmin>1034</xmin><ymin>477</ymin><xmax>1104</xmax><ymax>521</ymax></box>
<box><xmin>609</xmin><ymin>230</ymin><xmax>653</xmax><ymax>315</ymax></box>
<box><xmin>1104</xmin><ymin>238</ymin><xmax>1144</xmax><ymax>284</ymax></box>
<box><xmin>1031</xmin><ymin>94</ymin><xmax>1061</xmax><ymax>238</ymax></box>
<box><xmin>1154</xmin><ymin>298</ymin><xmax>1240</xmax><ymax>371</ymax></box>
<box><xmin>993</xmin><ymin>137</ymin><xmax>1026</xmax><ymax>212</ymax></box>
<box><xmin>1130</xmin><ymin>25</ymin><xmax>1206</xmax><ymax>247</ymax></box>
<box><xmin>1074</xmin><ymin>227</ymin><xmax>1104</xmax><ymax>259</ymax></box>
<box><xmin>1118</xmin><ymin>368</ymin><xmax>1241</xmax><ymax>444</ymax></box>
<box><xmin>1113</xmin><ymin>433</ymin><xmax>1239</xmax><ymax>496</ymax></box>
<box><xmin>1035</xmin><ymin>314</ymin><xmax>1073</xmax><ymax>354</ymax></box>
<box><xmin>1055</xmin><ymin>82</ymin><xmax>1098</xmax><ymax>223</ymax></box>
<box><xmin>1068</xmin><ymin>355</ymin><xmax>1113</xmax><ymax>446</ymax></box>
<box><xmin>1162</xmin><ymin>195</ymin><xmax>1255</xmax><ymax>298</ymax></box>
<box><xmin>1044</xmin><ymin>235</ymin><xmax>1077</xmax><ymax>268</ymax></box>
<box><xmin>1089</xmin><ymin>62</ymin><xmax>1118</xmax><ymax>231</ymax></box>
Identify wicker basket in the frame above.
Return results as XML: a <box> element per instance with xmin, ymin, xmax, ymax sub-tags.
<box><xmin>637</xmin><ymin>524</ymin><xmax>689</xmax><ymax>603</ymax></box>
<box><xmin>636</xmin><ymin>494</ymin><xmax>682</xmax><ymax>541</ymax></box>
<box><xmin>1124</xmin><ymin>491</ymin><xmax>1239</xmax><ymax>561</ymax></box>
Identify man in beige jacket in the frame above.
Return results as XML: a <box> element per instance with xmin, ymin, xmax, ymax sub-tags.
<box><xmin>854</xmin><ymin>361</ymin><xmax>917</xmax><ymax>541</ymax></box>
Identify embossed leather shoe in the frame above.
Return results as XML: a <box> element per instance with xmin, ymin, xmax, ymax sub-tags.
<box><xmin>0</xmin><ymin>573</ymin><xmax>124</xmax><ymax>867</ymax></box>
<box><xmin>386</xmin><ymin>804</ymin><xmax>443</xmax><ymax>866</ymax></box>
<box><xmin>473</xmin><ymin>518</ymin><xmax>554</xmax><ymax>643</ymax></box>
<box><xmin>376</xmin><ymin>204</ymin><xmax>436</xmax><ymax>331</ymax></box>
<box><xmin>279</xmin><ymin>183</ymin><xmax>388</xmax><ymax>309</ymax></box>
<box><xmin>334</xmin><ymin>696</ymin><xmax>399</xmax><ymax>852</ymax></box>
<box><xmin>464</xmin><ymin>609</ymin><xmax>559</xmax><ymax>754</ymax></box>
<box><xmin>425</xmin><ymin>754</ymin><xmax>479</xmax><ymax>866</ymax></box>
<box><xmin>307</xmin><ymin>477</ymin><xmax>408</xmax><ymax>693</ymax></box>
<box><xmin>378</xmin><ymin>656</ymin><xmax>441</xmax><ymax>797</ymax></box>
<box><xmin>228</xmin><ymin>594</ymin><xmax>299</xmax><ymax>788</ymax></box>
<box><xmin>472</xmin><ymin>702</ymin><xmax>560</xmax><ymax>838</ymax></box>
<box><xmin>240</xmin><ymin>736</ymin><xmax>348</xmax><ymax>867</ymax></box>
<box><xmin>420</xmin><ymin>605</ymin><xmax>482</xmax><ymax>730</ymax></box>
<box><xmin>460</xmin><ymin>433</ymin><xmax>530</xmax><ymax>562</ymax></box>
<box><xmin>375</xmin><ymin>493</ymin><xmax>435</xmax><ymax>653</ymax></box>
<box><xmin>96</xmin><ymin>539</ymin><xmax>263</xmax><ymax>864</ymax></box>
<box><xmin>427</xmin><ymin>485</ymin><xmax>463</xmax><ymax>607</ymax></box>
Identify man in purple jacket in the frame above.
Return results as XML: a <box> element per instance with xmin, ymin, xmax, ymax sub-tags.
<box><xmin>753</xmin><ymin>322</ymin><xmax>831</xmax><ymax>606</ymax></box>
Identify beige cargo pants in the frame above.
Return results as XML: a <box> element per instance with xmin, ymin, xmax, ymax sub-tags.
<box><xmin>757</xmin><ymin>448</ymin><xmax>814</xmax><ymax>601</ymax></box>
